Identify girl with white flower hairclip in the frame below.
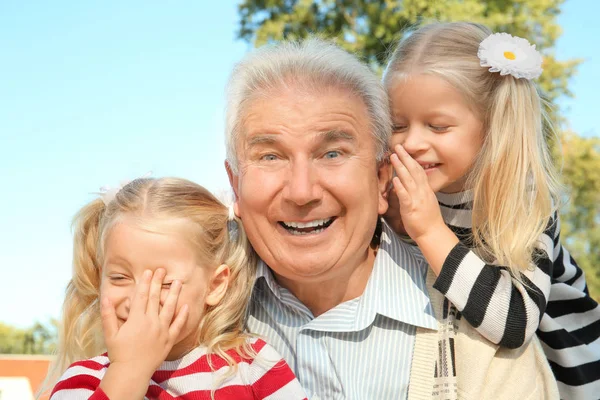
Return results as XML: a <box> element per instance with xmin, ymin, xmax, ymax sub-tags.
<box><xmin>41</xmin><ymin>176</ymin><xmax>307</xmax><ymax>400</ymax></box>
<box><xmin>383</xmin><ymin>22</ymin><xmax>599</xmax><ymax>399</ymax></box>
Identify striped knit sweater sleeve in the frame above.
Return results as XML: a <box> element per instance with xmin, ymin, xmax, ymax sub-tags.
<box><xmin>536</xmin><ymin>216</ymin><xmax>600</xmax><ymax>399</ymax></box>
<box><xmin>432</xmin><ymin>191</ymin><xmax>553</xmax><ymax>348</ymax></box>
<box><xmin>432</xmin><ymin>190</ymin><xmax>600</xmax><ymax>399</ymax></box>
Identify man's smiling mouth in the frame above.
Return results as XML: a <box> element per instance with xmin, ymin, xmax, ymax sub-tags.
<box><xmin>279</xmin><ymin>218</ymin><xmax>336</xmax><ymax>235</ymax></box>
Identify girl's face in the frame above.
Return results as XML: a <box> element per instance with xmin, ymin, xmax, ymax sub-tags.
<box><xmin>388</xmin><ymin>73</ymin><xmax>484</xmax><ymax>193</ymax></box>
<box><xmin>100</xmin><ymin>218</ymin><xmax>228</xmax><ymax>360</ymax></box>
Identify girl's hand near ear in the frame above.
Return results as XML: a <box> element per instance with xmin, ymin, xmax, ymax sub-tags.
<box><xmin>98</xmin><ymin>269</ymin><xmax>189</xmax><ymax>400</ymax></box>
<box><xmin>390</xmin><ymin>145</ymin><xmax>460</xmax><ymax>275</ymax></box>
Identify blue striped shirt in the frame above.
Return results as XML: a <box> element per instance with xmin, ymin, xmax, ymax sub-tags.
<box><xmin>246</xmin><ymin>220</ymin><xmax>437</xmax><ymax>399</ymax></box>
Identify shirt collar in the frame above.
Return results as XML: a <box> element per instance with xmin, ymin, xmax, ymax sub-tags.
<box><xmin>253</xmin><ymin>219</ymin><xmax>437</xmax><ymax>331</ymax></box>
<box><xmin>354</xmin><ymin>220</ymin><xmax>437</xmax><ymax>330</ymax></box>
<box><xmin>255</xmin><ymin>257</ymin><xmax>282</xmax><ymax>299</ymax></box>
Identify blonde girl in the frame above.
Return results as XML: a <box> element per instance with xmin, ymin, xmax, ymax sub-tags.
<box><xmin>383</xmin><ymin>22</ymin><xmax>599</xmax><ymax>399</ymax></box>
<box><xmin>43</xmin><ymin>177</ymin><xmax>307</xmax><ymax>400</ymax></box>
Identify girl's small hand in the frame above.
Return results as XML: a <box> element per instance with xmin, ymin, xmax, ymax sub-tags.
<box><xmin>101</xmin><ymin>268</ymin><xmax>189</xmax><ymax>378</ymax></box>
<box><xmin>390</xmin><ymin>144</ymin><xmax>446</xmax><ymax>242</ymax></box>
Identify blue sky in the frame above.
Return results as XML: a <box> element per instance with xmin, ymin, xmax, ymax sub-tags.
<box><xmin>0</xmin><ymin>0</ymin><xmax>598</xmax><ymax>329</ymax></box>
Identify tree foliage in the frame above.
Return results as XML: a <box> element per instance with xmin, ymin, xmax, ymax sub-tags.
<box><xmin>237</xmin><ymin>0</ymin><xmax>579</xmax><ymax>104</ymax></box>
<box><xmin>0</xmin><ymin>320</ymin><xmax>57</xmax><ymax>355</ymax></box>
<box><xmin>559</xmin><ymin>132</ymin><xmax>600</xmax><ymax>301</ymax></box>
<box><xmin>236</xmin><ymin>0</ymin><xmax>599</xmax><ymax>301</ymax></box>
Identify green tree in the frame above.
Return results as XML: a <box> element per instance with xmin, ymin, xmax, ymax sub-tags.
<box><xmin>0</xmin><ymin>321</ymin><xmax>57</xmax><ymax>354</ymax></box>
<box><xmin>237</xmin><ymin>0</ymin><xmax>579</xmax><ymax>103</ymax></box>
<box><xmin>559</xmin><ymin>132</ymin><xmax>600</xmax><ymax>301</ymax></box>
<box><xmin>236</xmin><ymin>0</ymin><xmax>600</xmax><ymax>301</ymax></box>
<box><xmin>0</xmin><ymin>322</ymin><xmax>29</xmax><ymax>354</ymax></box>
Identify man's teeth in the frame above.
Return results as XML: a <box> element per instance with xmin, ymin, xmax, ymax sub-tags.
<box><xmin>289</xmin><ymin>228</ymin><xmax>325</xmax><ymax>235</ymax></box>
<box><xmin>423</xmin><ymin>163</ymin><xmax>438</xmax><ymax>169</ymax></box>
<box><xmin>281</xmin><ymin>218</ymin><xmax>333</xmax><ymax>235</ymax></box>
<box><xmin>283</xmin><ymin>219</ymin><xmax>332</xmax><ymax>229</ymax></box>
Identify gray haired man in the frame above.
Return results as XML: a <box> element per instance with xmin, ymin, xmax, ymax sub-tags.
<box><xmin>224</xmin><ymin>38</ymin><xmax>435</xmax><ymax>399</ymax></box>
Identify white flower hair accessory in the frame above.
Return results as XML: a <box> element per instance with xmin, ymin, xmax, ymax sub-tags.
<box><xmin>97</xmin><ymin>171</ymin><xmax>152</xmax><ymax>206</ymax></box>
<box><xmin>478</xmin><ymin>32</ymin><xmax>543</xmax><ymax>80</ymax></box>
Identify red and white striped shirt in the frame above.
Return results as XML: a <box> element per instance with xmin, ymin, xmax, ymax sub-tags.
<box><xmin>50</xmin><ymin>338</ymin><xmax>307</xmax><ymax>400</ymax></box>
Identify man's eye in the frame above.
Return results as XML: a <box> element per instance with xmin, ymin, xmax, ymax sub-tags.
<box><xmin>324</xmin><ymin>150</ymin><xmax>341</xmax><ymax>159</ymax></box>
<box><xmin>260</xmin><ymin>154</ymin><xmax>278</xmax><ymax>161</ymax></box>
<box><xmin>162</xmin><ymin>282</ymin><xmax>172</xmax><ymax>288</ymax></box>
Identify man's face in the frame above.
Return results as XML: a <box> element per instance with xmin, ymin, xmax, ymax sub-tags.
<box><xmin>228</xmin><ymin>85</ymin><xmax>390</xmax><ymax>285</ymax></box>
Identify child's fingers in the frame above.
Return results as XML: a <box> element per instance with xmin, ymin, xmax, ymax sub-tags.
<box><xmin>130</xmin><ymin>269</ymin><xmax>152</xmax><ymax>316</ymax></box>
<box><xmin>100</xmin><ymin>297</ymin><xmax>119</xmax><ymax>340</ymax></box>
<box><xmin>389</xmin><ymin>152</ymin><xmax>403</xmax><ymax>175</ymax></box>
<box><xmin>391</xmin><ymin>153</ymin><xmax>417</xmax><ymax>193</ymax></box>
<box><xmin>168</xmin><ymin>304</ymin><xmax>189</xmax><ymax>340</ymax></box>
<box><xmin>159</xmin><ymin>280</ymin><xmax>182</xmax><ymax>326</ymax></box>
<box><xmin>392</xmin><ymin>176</ymin><xmax>413</xmax><ymax>209</ymax></box>
<box><xmin>146</xmin><ymin>268</ymin><xmax>166</xmax><ymax>316</ymax></box>
<box><xmin>395</xmin><ymin>145</ymin><xmax>428</xmax><ymax>185</ymax></box>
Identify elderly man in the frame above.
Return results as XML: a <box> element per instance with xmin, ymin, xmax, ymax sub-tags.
<box><xmin>224</xmin><ymin>39</ymin><xmax>557</xmax><ymax>400</ymax></box>
<box><xmin>224</xmin><ymin>38</ymin><xmax>434</xmax><ymax>399</ymax></box>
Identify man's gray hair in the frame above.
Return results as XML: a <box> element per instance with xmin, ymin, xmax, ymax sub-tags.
<box><xmin>225</xmin><ymin>38</ymin><xmax>391</xmax><ymax>174</ymax></box>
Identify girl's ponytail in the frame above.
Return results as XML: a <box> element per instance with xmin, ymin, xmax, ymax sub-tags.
<box><xmin>470</xmin><ymin>76</ymin><xmax>561</xmax><ymax>276</ymax></box>
<box><xmin>39</xmin><ymin>199</ymin><xmax>106</xmax><ymax>397</ymax></box>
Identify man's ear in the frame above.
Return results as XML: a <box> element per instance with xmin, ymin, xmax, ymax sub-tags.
<box><xmin>377</xmin><ymin>156</ymin><xmax>393</xmax><ymax>215</ymax></box>
<box><xmin>205</xmin><ymin>264</ymin><xmax>230</xmax><ymax>307</ymax></box>
<box><xmin>225</xmin><ymin>160</ymin><xmax>241</xmax><ymax>217</ymax></box>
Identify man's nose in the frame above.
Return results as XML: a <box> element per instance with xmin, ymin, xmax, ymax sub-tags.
<box><xmin>282</xmin><ymin>158</ymin><xmax>323</xmax><ymax>207</ymax></box>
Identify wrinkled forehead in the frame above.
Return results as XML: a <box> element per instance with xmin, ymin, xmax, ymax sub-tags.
<box><xmin>237</xmin><ymin>81</ymin><xmax>371</xmax><ymax>143</ymax></box>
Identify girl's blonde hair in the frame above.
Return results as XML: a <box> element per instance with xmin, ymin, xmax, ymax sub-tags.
<box><xmin>41</xmin><ymin>177</ymin><xmax>257</xmax><ymax>395</ymax></box>
<box><xmin>383</xmin><ymin>22</ymin><xmax>562</xmax><ymax>276</ymax></box>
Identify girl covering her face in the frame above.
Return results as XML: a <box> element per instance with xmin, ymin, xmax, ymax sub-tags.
<box><xmin>42</xmin><ymin>177</ymin><xmax>307</xmax><ymax>400</ymax></box>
